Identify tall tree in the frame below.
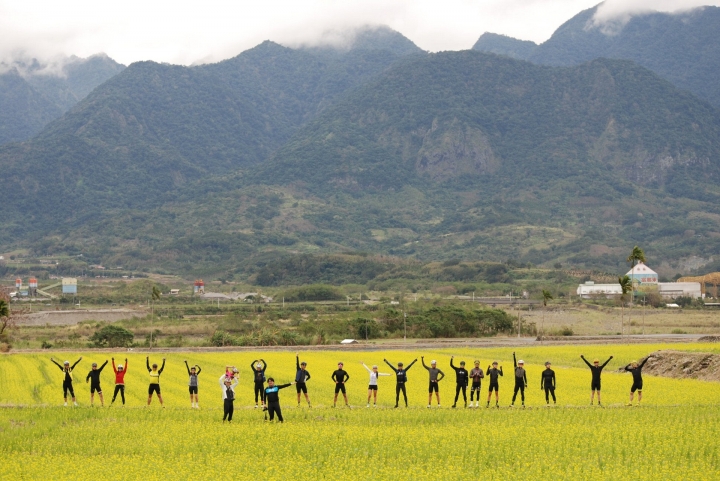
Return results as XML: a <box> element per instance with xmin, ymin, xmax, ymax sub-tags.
<box><xmin>541</xmin><ymin>289</ymin><xmax>553</xmax><ymax>341</ymax></box>
<box><xmin>618</xmin><ymin>275</ymin><xmax>632</xmax><ymax>336</ymax></box>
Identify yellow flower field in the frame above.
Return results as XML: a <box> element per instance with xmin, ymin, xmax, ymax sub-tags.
<box><xmin>1</xmin><ymin>344</ymin><xmax>719</xmax><ymax>480</ymax></box>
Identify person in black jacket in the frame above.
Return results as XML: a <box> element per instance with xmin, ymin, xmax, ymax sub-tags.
<box><xmin>295</xmin><ymin>352</ymin><xmax>311</xmax><ymax>407</ymax></box>
<box><xmin>384</xmin><ymin>358</ymin><xmax>418</xmax><ymax>407</ymax></box>
<box><xmin>264</xmin><ymin>378</ymin><xmax>295</xmax><ymax>422</ymax></box>
<box><xmin>485</xmin><ymin>361</ymin><xmax>503</xmax><ymax>408</ymax></box>
<box><xmin>251</xmin><ymin>359</ymin><xmax>268</xmax><ymax>408</ymax></box>
<box><xmin>51</xmin><ymin>357</ymin><xmax>82</xmax><ymax>406</ymax></box>
<box><xmin>511</xmin><ymin>352</ymin><xmax>527</xmax><ymax>407</ymax></box>
<box><xmin>85</xmin><ymin>360</ymin><xmax>108</xmax><ymax>407</ymax></box>
<box><xmin>332</xmin><ymin>363</ymin><xmax>350</xmax><ymax>407</ymax></box>
<box><xmin>541</xmin><ymin>361</ymin><xmax>556</xmax><ymax>405</ymax></box>
<box><xmin>580</xmin><ymin>355</ymin><xmax>613</xmax><ymax>406</ymax></box>
<box><xmin>450</xmin><ymin>356</ymin><xmax>469</xmax><ymax>408</ymax></box>
<box><xmin>625</xmin><ymin>357</ymin><xmax>651</xmax><ymax>406</ymax></box>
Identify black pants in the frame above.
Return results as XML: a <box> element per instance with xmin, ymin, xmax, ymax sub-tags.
<box><xmin>254</xmin><ymin>382</ymin><xmax>265</xmax><ymax>403</ymax></box>
<box><xmin>512</xmin><ymin>383</ymin><xmax>525</xmax><ymax>403</ymax></box>
<box><xmin>544</xmin><ymin>386</ymin><xmax>556</xmax><ymax>403</ymax></box>
<box><xmin>470</xmin><ymin>382</ymin><xmax>481</xmax><ymax>400</ymax></box>
<box><xmin>268</xmin><ymin>402</ymin><xmax>283</xmax><ymax>422</ymax></box>
<box><xmin>112</xmin><ymin>385</ymin><xmax>125</xmax><ymax>404</ymax></box>
<box><xmin>395</xmin><ymin>383</ymin><xmax>407</xmax><ymax>406</ymax></box>
<box><xmin>454</xmin><ymin>384</ymin><xmax>467</xmax><ymax>404</ymax></box>
<box><xmin>63</xmin><ymin>381</ymin><xmax>75</xmax><ymax>398</ymax></box>
<box><xmin>223</xmin><ymin>398</ymin><xmax>234</xmax><ymax>421</ymax></box>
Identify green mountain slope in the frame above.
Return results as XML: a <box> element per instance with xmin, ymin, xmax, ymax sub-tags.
<box><xmin>0</xmin><ymin>70</ymin><xmax>63</xmax><ymax>145</ymax></box>
<box><xmin>472</xmin><ymin>6</ymin><xmax>720</xmax><ymax>107</ymax></box>
<box><xmin>472</xmin><ymin>33</ymin><xmax>537</xmax><ymax>60</ymax></box>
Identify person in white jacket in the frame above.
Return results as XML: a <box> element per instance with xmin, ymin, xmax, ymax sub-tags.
<box><xmin>361</xmin><ymin>361</ymin><xmax>391</xmax><ymax>407</ymax></box>
<box><xmin>219</xmin><ymin>374</ymin><xmax>239</xmax><ymax>423</ymax></box>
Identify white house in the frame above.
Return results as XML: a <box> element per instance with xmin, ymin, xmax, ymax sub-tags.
<box><xmin>576</xmin><ymin>281</ymin><xmax>623</xmax><ymax>299</ymax></box>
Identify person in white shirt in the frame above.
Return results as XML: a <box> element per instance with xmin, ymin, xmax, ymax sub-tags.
<box><xmin>219</xmin><ymin>374</ymin><xmax>239</xmax><ymax>423</ymax></box>
<box><xmin>361</xmin><ymin>361</ymin><xmax>391</xmax><ymax>407</ymax></box>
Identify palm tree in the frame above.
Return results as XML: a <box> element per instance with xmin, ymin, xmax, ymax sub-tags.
<box><xmin>150</xmin><ymin>286</ymin><xmax>161</xmax><ymax>348</ymax></box>
<box><xmin>0</xmin><ymin>299</ymin><xmax>10</xmax><ymax>336</ymax></box>
<box><xmin>540</xmin><ymin>289</ymin><xmax>553</xmax><ymax>341</ymax></box>
<box><xmin>618</xmin><ymin>275</ymin><xmax>632</xmax><ymax>336</ymax></box>
<box><xmin>626</xmin><ymin>246</ymin><xmax>646</xmax><ymax>304</ymax></box>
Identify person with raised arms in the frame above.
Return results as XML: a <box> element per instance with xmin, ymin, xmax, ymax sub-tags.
<box><xmin>510</xmin><ymin>352</ymin><xmax>528</xmax><ymax>408</ymax></box>
<box><xmin>295</xmin><ymin>352</ymin><xmax>311</xmax><ymax>407</ymax></box>
<box><xmin>469</xmin><ymin>360</ymin><xmax>484</xmax><ymax>408</ymax></box>
<box><xmin>580</xmin><ymin>355</ymin><xmax>613</xmax><ymax>406</ymax></box>
<box><xmin>384</xmin><ymin>358</ymin><xmax>418</xmax><ymax>408</ymax></box>
<box><xmin>422</xmin><ymin>357</ymin><xmax>445</xmax><ymax>408</ymax></box>
<box><xmin>110</xmin><ymin>357</ymin><xmax>128</xmax><ymax>406</ymax></box>
<box><xmin>541</xmin><ymin>361</ymin><xmax>556</xmax><ymax>405</ymax></box>
<box><xmin>146</xmin><ymin>357</ymin><xmax>166</xmax><ymax>407</ymax></box>
<box><xmin>251</xmin><ymin>359</ymin><xmax>267</xmax><ymax>409</ymax></box>
<box><xmin>625</xmin><ymin>357</ymin><xmax>651</xmax><ymax>406</ymax></box>
<box><xmin>264</xmin><ymin>377</ymin><xmax>296</xmax><ymax>423</ymax></box>
<box><xmin>185</xmin><ymin>360</ymin><xmax>202</xmax><ymax>408</ymax></box>
<box><xmin>449</xmin><ymin>356</ymin><xmax>469</xmax><ymax>408</ymax></box>
<box><xmin>331</xmin><ymin>362</ymin><xmax>350</xmax><ymax>408</ymax></box>
<box><xmin>360</xmin><ymin>361</ymin><xmax>391</xmax><ymax>407</ymax></box>
<box><xmin>220</xmin><ymin>373</ymin><xmax>239</xmax><ymax>423</ymax></box>
<box><xmin>85</xmin><ymin>360</ymin><xmax>108</xmax><ymax>407</ymax></box>
<box><xmin>51</xmin><ymin>357</ymin><xmax>82</xmax><ymax>406</ymax></box>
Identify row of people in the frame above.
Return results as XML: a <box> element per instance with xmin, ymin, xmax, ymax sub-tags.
<box><xmin>48</xmin><ymin>352</ymin><xmax>652</xmax><ymax>412</ymax></box>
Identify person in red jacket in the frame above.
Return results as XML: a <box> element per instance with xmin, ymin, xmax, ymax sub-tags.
<box><xmin>110</xmin><ymin>357</ymin><xmax>128</xmax><ymax>406</ymax></box>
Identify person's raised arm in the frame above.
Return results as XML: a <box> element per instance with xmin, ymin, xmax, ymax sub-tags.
<box><xmin>99</xmin><ymin>360</ymin><xmax>108</xmax><ymax>372</ymax></box>
<box><xmin>379</xmin><ymin>372</ymin><xmax>391</xmax><ymax>376</ymax></box>
<box><xmin>51</xmin><ymin>359</ymin><xmax>63</xmax><ymax>371</ymax></box>
<box><xmin>513</xmin><ymin>352</ymin><xmax>517</xmax><ymax>368</ymax></box>
<box><xmin>146</xmin><ymin>357</ymin><xmax>151</xmax><ymax>372</ymax></box>
<box><xmin>450</xmin><ymin>357</ymin><xmax>456</xmax><ymax>370</ymax></box>
<box><xmin>406</xmin><ymin>359</ymin><xmax>418</xmax><ymax>371</ymax></box>
<box><xmin>112</xmin><ymin>358</ymin><xmax>117</xmax><ymax>374</ymax></box>
<box><xmin>296</xmin><ymin>354</ymin><xmax>301</xmax><ymax>371</ymax></box>
<box><xmin>581</xmin><ymin>355</ymin><xmax>592</xmax><ymax>369</ymax></box>
<box><xmin>486</xmin><ymin>366</ymin><xmax>491</xmax><ymax>375</ymax></box>
<box><xmin>185</xmin><ymin>360</ymin><xmax>191</xmax><ymax>376</ymax></box>
<box><xmin>250</xmin><ymin>360</ymin><xmax>257</xmax><ymax>371</ymax></box>
<box><xmin>196</xmin><ymin>365</ymin><xmax>201</xmax><ymax>375</ymax></box>
<box><xmin>278</xmin><ymin>383</ymin><xmax>293</xmax><ymax>390</ymax></box>
<box><xmin>71</xmin><ymin>358</ymin><xmax>82</xmax><ymax>370</ymax></box>
<box><xmin>231</xmin><ymin>377</ymin><xmax>239</xmax><ymax>388</ymax></box>
<box><xmin>383</xmin><ymin>359</ymin><xmax>398</xmax><ymax>373</ymax></box>
<box><xmin>623</xmin><ymin>364</ymin><xmax>632</xmax><ymax>372</ymax></box>
<box><xmin>422</xmin><ymin>357</ymin><xmax>429</xmax><ymax>370</ymax></box>
<box><xmin>261</xmin><ymin>359</ymin><xmax>267</xmax><ymax>371</ymax></box>
<box><xmin>639</xmin><ymin>357</ymin><xmax>650</xmax><ymax>369</ymax></box>
<box><xmin>601</xmin><ymin>356</ymin><xmax>613</xmax><ymax>369</ymax></box>
<box><xmin>219</xmin><ymin>375</ymin><xmax>226</xmax><ymax>387</ymax></box>
<box><xmin>159</xmin><ymin>358</ymin><xmax>166</xmax><ymax>374</ymax></box>
<box><xmin>361</xmin><ymin>362</ymin><xmax>372</xmax><ymax>374</ymax></box>
<box><xmin>499</xmin><ymin>366</ymin><xmax>503</xmax><ymax>376</ymax></box>
<box><xmin>125</xmin><ymin>358</ymin><xmax>128</xmax><ymax>373</ymax></box>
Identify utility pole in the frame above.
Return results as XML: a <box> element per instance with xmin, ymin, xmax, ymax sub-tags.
<box><xmin>643</xmin><ymin>296</ymin><xmax>646</xmax><ymax>335</ymax></box>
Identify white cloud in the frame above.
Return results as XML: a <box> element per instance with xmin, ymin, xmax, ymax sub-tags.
<box><xmin>593</xmin><ymin>0</ymin><xmax>718</xmax><ymax>29</ymax></box>
<box><xmin>0</xmin><ymin>0</ymin><xmax>716</xmax><ymax>67</ymax></box>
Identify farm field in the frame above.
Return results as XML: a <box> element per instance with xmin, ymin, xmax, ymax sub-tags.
<box><xmin>1</xmin><ymin>344</ymin><xmax>720</xmax><ymax>480</ymax></box>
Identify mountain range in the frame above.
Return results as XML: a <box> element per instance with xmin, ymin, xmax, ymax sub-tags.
<box><xmin>2</xmin><ymin>11</ymin><xmax>720</xmax><ymax>282</ymax></box>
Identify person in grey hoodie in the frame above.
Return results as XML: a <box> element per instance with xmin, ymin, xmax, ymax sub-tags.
<box><xmin>422</xmin><ymin>357</ymin><xmax>445</xmax><ymax>407</ymax></box>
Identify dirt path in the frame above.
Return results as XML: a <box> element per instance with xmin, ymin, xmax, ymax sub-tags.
<box><xmin>16</xmin><ymin>309</ymin><xmax>143</xmax><ymax>326</ymax></box>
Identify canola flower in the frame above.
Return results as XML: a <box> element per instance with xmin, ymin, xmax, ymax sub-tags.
<box><xmin>0</xmin><ymin>344</ymin><xmax>719</xmax><ymax>480</ymax></box>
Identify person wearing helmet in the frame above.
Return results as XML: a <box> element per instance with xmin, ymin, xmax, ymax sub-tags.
<box><xmin>264</xmin><ymin>377</ymin><xmax>296</xmax><ymax>423</ymax></box>
<box><xmin>185</xmin><ymin>360</ymin><xmax>202</xmax><ymax>408</ymax></box>
<box><xmin>486</xmin><ymin>361</ymin><xmax>503</xmax><ymax>408</ymax></box>
<box><xmin>421</xmin><ymin>356</ymin><xmax>445</xmax><ymax>408</ymax></box>
<box><xmin>361</xmin><ymin>361</ymin><xmax>391</xmax><ymax>407</ymax></box>
<box><xmin>146</xmin><ymin>357</ymin><xmax>166</xmax><ymax>407</ymax></box>
<box><xmin>384</xmin><ymin>358</ymin><xmax>418</xmax><ymax>408</ymax></box>
<box><xmin>510</xmin><ymin>352</ymin><xmax>527</xmax><ymax>407</ymax></box>
<box><xmin>51</xmin><ymin>357</ymin><xmax>82</xmax><ymax>406</ymax></box>
<box><xmin>111</xmin><ymin>357</ymin><xmax>128</xmax><ymax>406</ymax></box>
<box><xmin>85</xmin><ymin>359</ymin><xmax>109</xmax><ymax>407</ymax></box>
<box><xmin>295</xmin><ymin>353</ymin><xmax>312</xmax><ymax>407</ymax></box>
<box><xmin>219</xmin><ymin>373</ymin><xmax>239</xmax><ymax>422</ymax></box>
<box><xmin>541</xmin><ymin>362</ymin><xmax>556</xmax><ymax>405</ymax></box>
<box><xmin>624</xmin><ymin>357</ymin><xmax>651</xmax><ymax>406</ymax></box>
<box><xmin>251</xmin><ymin>359</ymin><xmax>268</xmax><ymax>408</ymax></box>
<box><xmin>469</xmin><ymin>360</ymin><xmax>484</xmax><ymax>408</ymax></box>
<box><xmin>450</xmin><ymin>356</ymin><xmax>469</xmax><ymax>408</ymax></box>
<box><xmin>331</xmin><ymin>362</ymin><xmax>350</xmax><ymax>408</ymax></box>
<box><xmin>580</xmin><ymin>355</ymin><xmax>613</xmax><ymax>406</ymax></box>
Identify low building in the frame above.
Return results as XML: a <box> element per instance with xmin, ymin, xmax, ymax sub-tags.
<box><xmin>61</xmin><ymin>278</ymin><xmax>78</xmax><ymax>295</ymax></box>
<box><xmin>576</xmin><ymin>281</ymin><xmax>622</xmax><ymax>299</ymax></box>
<box><xmin>658</xmin><ymin>282</ymin><xmax>702</xmax><ymax>299</ymax></box>
<box><xmin>626</xmin><ymin>262</ymin><xmax>658</xmax><ymax>286</ymax></box>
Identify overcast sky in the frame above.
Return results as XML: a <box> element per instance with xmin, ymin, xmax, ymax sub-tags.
<box><xmin>0</xmin><ymin>0</ymin><xmax>716</xmax><ymax>66</ymax></box>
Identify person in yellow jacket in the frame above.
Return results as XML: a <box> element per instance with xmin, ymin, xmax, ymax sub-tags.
<box><xmin>147</xmin><ymin>357</ymin><xmax>166</xmax><ymax>407</ymax></box>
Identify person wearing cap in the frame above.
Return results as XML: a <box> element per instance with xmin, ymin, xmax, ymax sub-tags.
<box><xmin>361</xmin><ymin>361</ymin><xmax>391</xmax><ymax>407</ymax></box>
<box><xmin>580</xmin><ymin>355</ymin><xmax>613</xmax><ymax>406</ymax></box>
<box><xmin>469</xmin><ymin>360</ymin><xmax>484</xmax><ymax>408</ymax></box>
<box><xmin>219</xmin><ymin>373</ymin><xmax>239</xmax><ymax>422</ymax></box>
<box><xmin>624</xmin><ymin>356</ymin><xmax>651</xmax><ymax>406</ymax></box>
<box><xmin>264</xmin><ymin>377</ymin><xmax>296</xmax><ymax>422</ymax></box>
<box><xmin>421</xmin><ymin>356</ymin><xmax>445</xmax><ymax>407</ymax></box>
<box><xmin>510</xmin><ymin>352</ymin><xmax>527</xmax><ymax>407</ymax></box>
<box><xmin>486</xmin><ymin>361</ymin><xmax>503</xmax><ymax>408</ymax></box>
<box><xmin>146</xmin><ymin>356</ymin><xmax>166</xmax><ymax>407</ymax></box>
<box><xmin>450</xmin><ymin>356</ymin><xmax>469</xmax><ymax>408</ymax></box>
<box><xmin>50</xmin><ymin>356</ymin><xmax>82</xmax><ymax>406</ymax></box>
<box><xmin>185</xmin><ymin>360</ymin><xmax>202</xmax><ymax>408</ymax></box>
<box><xmin>384</xmin><ymin>358</ymin><xmax>418</xmax><ymax>408</ymax></box>
<box><xmin>541</xmin><ymin>362</ymin><xmax>556</xmax><ymax>405</ymax></box>
<box><xmin>295</xmin><ymin>352</ymin><xmax>312</xmax><ymax>407</ymax></box>
<box><xmin>85</xmin><ymin>359</ymin><xmax>109</xmax><ymax>407</ymax></box>
<box><xmin>251</xmin><ymin>359</ymin><xmax>268</xmax><ymax>408</ymax></box>
<box><xmin>331</xmin><ymin>362</ymin><xmax>350</xmax><ymax>407</ymax></box>
<box><xmin>111</xmin><ymin>357</ymin><xmax>128</xmax><ymax>406</ymax></box>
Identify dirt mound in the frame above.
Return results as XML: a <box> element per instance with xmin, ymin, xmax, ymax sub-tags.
<box><xmin>698</xmin><ymin>336</ymin><xmax>720</xmax><ymax>343</ymax></box>
<box><xmin>636</xmin><ymin>350</ymin><xmax>720</xmax><ymax>382</ymax></box>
